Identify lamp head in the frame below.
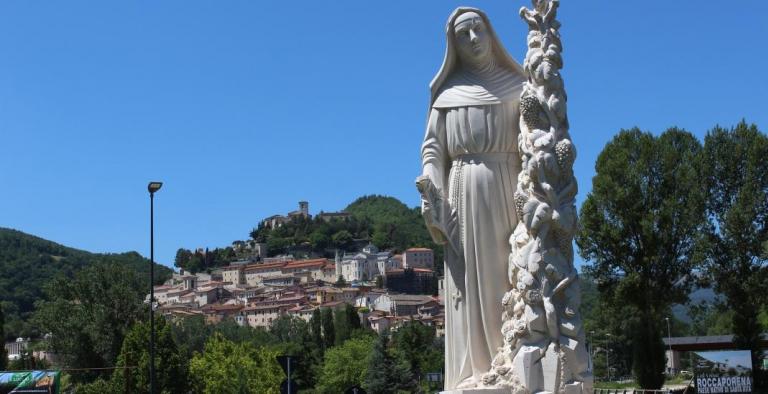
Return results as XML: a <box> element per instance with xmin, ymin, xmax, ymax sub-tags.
<box><xmin>148</xmin><ymin>181</ymin><xmax>163</xmax><ymax>194</ymax></box>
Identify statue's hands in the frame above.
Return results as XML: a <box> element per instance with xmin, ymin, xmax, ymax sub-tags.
<box><xmin>416</xmin><ymin>175</ymin><xmax>449</xmax><ymax>246</ymax></box>
<box><xmin>416</xmin><ymin>175</ymin><xmax>436</xmax><ymax>217</ymax></box>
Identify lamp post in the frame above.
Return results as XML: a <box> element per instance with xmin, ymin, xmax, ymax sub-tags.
<box><xmin>148</xmin><ymin>181</ymin><xmax>162</xmax><ymax>394</ymax></box>
<box><xmin>665</xmin><ymin>317</ymin><xmax>673</xmax><ymax>375</ymax></box>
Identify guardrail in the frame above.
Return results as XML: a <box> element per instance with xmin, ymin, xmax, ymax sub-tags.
<box><xmin>594</xmin><ymin>388</ymin><xmax>690</xmax><ymax>394</ymax></box>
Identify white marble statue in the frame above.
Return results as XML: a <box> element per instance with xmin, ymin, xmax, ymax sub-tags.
<box><xmin>418</xmin><ymin>2</ymin><xmax>592</xmax><ymax>393</ymax></box>
<box><xmin>419</xmin><ymin>7</ymin><xmax>526</xmax><ymax>391</ymax></box>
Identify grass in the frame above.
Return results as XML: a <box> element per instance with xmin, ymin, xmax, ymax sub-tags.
<box><xmin>594</xmin><ymin>381</ymin><xmax>637</xmax><ymax>389</ymax></box>
<box><xmin>594</xmin><ymin>376</ymin><xmax>694</xmax><ymax>390</ymax></box>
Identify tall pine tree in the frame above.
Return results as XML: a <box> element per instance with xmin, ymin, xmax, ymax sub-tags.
<box><xmin>320</xmin><ymin>308</ymin><xmax>335</xmax><ymax>351</ymax></box>
<box><xmin>577</xmin><ymin>128</ymin><xmax>707</xmax><ymax>388</ymax></box>
<box><xmin>364</xmin><ymin>332</ymin><xmax>412</xmax><ymax>394</ymax></box>
<box><xmin>700</xmin><ymin>121</ymin><xmax>768</xmax><ymax>390</ymax></box>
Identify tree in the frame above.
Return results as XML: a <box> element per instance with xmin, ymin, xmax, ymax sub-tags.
<box><xmin>74</xmin><ymin>378</ymin><xmax>117</xmax><ymax>394</ymax></box>
<box><xmin>700</xmin><ymin>121</ymin><xmax>768</xmax><ymax>389</ymax></box>
<box><xmin>189</xmin><ymin>333</ymin><xmax>282</xmax><ymax>394</ymax></box>
<box><xmin>320</xmin><ymin>308</ymin><xmax>335</xmax><ymax>351</ymax></box>
<box><xmin>112</xmin><ymin>319</ymin><xmax>188</xmax><ymax>394</ymax></box>
<box><xmin>576</xmin><ymin>128</ymin><xmax>707</xmax><ymax>389</ymax></box>
<box><xmin>270</xmin><ymin>315</ymin><xmax>306</xmax><ymax>343</ymax></box>
<box><xmin>309</xmin><ymin>230</ymin><xmax>330</xmax><ymax>250</ymax></box>
<box><xmin>331</xmin><ymin>230</ymin><xmax>354</xmax><ymax>249</ymax></box>
<box><xmin>333</xmin><ymin>304</ymin><xmax>363</xmax><ymax>346</ymax></box>
<box><xmin>174</xmin><ymin>248</ymin><xmax>192</xmax><ymax>269</ymax></box>
<box><xmin>316</xmin><ymin>336</ymin><xmax>375</xmax><ymax>394</ymax></box>
<box><xmin>363</xmin><ymin>332</ymin><xmax>411</xmax><ymax>394</ymax></box>
<box><xmin>390</xmin><ymin>321</ymin><xmax>439</xmax><ymax>384</ymax></box>
<box><xmin>269</xmin><ymin>315</ymin><xmax>321</xmax><ymax>390</ymax></box>
<box><xmin>335</xmin><ymin>275</ymin><xmax>347</xmax><ymax>288</ymax></box>
<box><xmin>169</xmin><ymin>315</ymin><xmax>213</xmax><ymax>359</ymax></box>
<box><xmin>32</xmin><ymin>263</ymin><xmax>146</xmax><ymax>383</ymax></box>
<box><xmin>688</xmin><ymin>301</ymin><xmax>734</xmax><ymax>336</ymax></box>
<box><xmin>186</xmin><ymin>251</ymin><xmax>205</xmax><ymax>273</ymax></box>
<box><xmin>310</xmin><ymin>308</ymin><xmax>323</xmax><ymax>349</ymax></box>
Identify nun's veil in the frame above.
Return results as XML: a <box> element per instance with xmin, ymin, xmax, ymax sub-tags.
<box><xmin>429</xmin><ymin>7</ymin><xmax>525</xmax><ymax>107</ymax></box>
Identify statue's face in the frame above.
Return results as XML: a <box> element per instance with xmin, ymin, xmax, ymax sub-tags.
<box><xmin>453</xmin><ymin>12</ymin><xmax>492</xmax><ymax>64</ymax></box>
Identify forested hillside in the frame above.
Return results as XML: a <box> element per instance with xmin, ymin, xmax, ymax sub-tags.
<box><xmin>344</xmin><ymin>195</ymin><xmax>436</xmax><ymax>252</ymax></box>
<box><xmin>0</xmin><ymin>228</ymin><xmax>172</xmax><ymax>339</ymax></box>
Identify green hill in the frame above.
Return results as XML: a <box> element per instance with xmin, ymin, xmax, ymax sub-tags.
<box><xmin>0</xmin><ymin>227</ymin><xmax>172</xmax><ymax>339</ymax></box>
<box><xmin>344</xmin><ymin>195</ymin><xmax>437</xmax><ymax>253</ymax></box>
<box><xmin>176</xmin><ymin>195</ymin><xmax>443</xmax><ymax>273</ymax></box>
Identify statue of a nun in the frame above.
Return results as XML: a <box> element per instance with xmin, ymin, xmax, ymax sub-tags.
<box><xmin>419</xmin><ymin>7</ymin><xmax>526</xmax><ymax>390</ymax></box>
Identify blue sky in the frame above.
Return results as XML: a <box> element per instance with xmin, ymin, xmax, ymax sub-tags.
<box><xmin>1</xmin><ymin>1</ymin><xmax>767</xmax><ymax>268</ymax></box>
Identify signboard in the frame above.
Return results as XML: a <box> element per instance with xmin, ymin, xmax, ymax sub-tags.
<box><xmin>0</xmin><ymin>370</ymin><xmax>60</xmax><ymax>394</ymax></box>
<box><xmin>426</xmin><ymin>372</ymin><xmax>443</xmax><ymax>382</ymax></box>
<box><xmin>693</xmin><ymin>350</ymin><xmax>752</xmax><ymax>394</ymax></box>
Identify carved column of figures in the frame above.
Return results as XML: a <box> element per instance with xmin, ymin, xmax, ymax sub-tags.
<box><xmin>484</xmin><ymin>1</ymin><xmax>592</xmax><ymax>393</ymax></box>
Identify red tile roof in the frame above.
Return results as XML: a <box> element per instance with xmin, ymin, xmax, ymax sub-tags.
<box><xmin>202</xmin><ymin>304</ymin><xmax>243</xmax><ymax>313</ymax></box>
<box><xmin>283</xmin><ymin>259</ymin><xmax>328</xmax><ymax>269</ymax></box>
<box><xmin>319</xmin><ymin>300</ymin><xmax>346</xmax><ymax>308</ymax></box>
<box><xmin>245</xmin><ymin>262</ymin><xmax>288</xmax><ymax>271</ymax></box>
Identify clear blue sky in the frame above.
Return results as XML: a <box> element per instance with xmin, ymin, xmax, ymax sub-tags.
<box><xmin>2</xmin><ymin>1</ymin><xmax>766</xmax><ymax>268</ymax></box>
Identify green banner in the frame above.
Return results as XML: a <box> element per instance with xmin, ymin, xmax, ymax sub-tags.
<box><xmin>0</xmin><ymin>370</ymin><xmax>60</xmax><ymax>394</ymax></box>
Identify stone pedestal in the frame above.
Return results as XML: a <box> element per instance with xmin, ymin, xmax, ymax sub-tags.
<box><xmin>441</xmin><ymin>389</ymin><xmax>511</xmax><ymax>394</ymax></box>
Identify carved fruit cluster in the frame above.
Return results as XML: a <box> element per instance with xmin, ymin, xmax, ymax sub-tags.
<box><xmin>555</xmin><ymin>139</ymin><xmax>574</xmax><ymax>168</ymax></box>
<box><xmin>514</xmin><ymin>191</ymin><xmax>527</xmax><ymax>220</ymax></box>
<box><xmin>520</xmin><ymin>94</ymin><xmax>546</xmax><ymax>130</ymax></box>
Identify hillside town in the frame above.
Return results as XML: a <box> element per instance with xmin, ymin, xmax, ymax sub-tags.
<box><xmin>150</xmin><ymin>243</ymin><xmax>444</xmax><ymax>337</ymax></box>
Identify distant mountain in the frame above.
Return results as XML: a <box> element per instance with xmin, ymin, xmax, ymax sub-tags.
<box><xmin>672</xmin><ymin>287</ymin><xmax>718</xmax><ymax>323</ymax></box>
<box><xmin>0</xmin><ymin>227</ymin><xmax>172</xmax><ymax>339</ymax></box>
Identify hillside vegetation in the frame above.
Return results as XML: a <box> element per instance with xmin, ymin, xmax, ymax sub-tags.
<box><xmin>0</xmin><ymin>227</ymin><xmax>172</xmax><ymax>339</ymax></box>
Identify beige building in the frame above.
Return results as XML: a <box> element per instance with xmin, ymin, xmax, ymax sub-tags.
<box><xmin>373</xmin><ymin>294</ymin><xmax>439</xmax><ymax>317</ymax></box>
<box><xmin>403</xmin><ymin>248</ymin><xmax>434</xmax><ymax>269</ymax></box>
<box><xmin>281</xmin><ymin>258</ymin><xmax>329</xmax><ymax>281</ymax></box>
<box><xmin>222</xmin><ymin>265</ymin><xmax>246</xmax><ymax>285</ymax></box>
<box><xmin>242</xmin><ymin>304</ymin><xmax>289</xmax><ymax>328</ymax></box>
<box><xmin>244</xmin><ymin>261</ymin><xmax>288</xmax><ymax>286</ymax></box>
<box><xmin>202</xmin><ymin>303</ymin><xmax>243</xmax><ymax>324</ymax></box>
<box><xmin>321</xmin><ymin>264</ymin><xmax>337</xmax><ymax>283</ymax></box>
<box><xmin>152</xmin><ymin>285</ymin><xmax>174</xmax><ymax>304</ymax></box>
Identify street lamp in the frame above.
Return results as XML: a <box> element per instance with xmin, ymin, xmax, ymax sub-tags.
<box><xmin>147</xmin><ymin>181</ymin><xmax>162</xmax><ymax>394</ymax></box>
<box><xmin>665</xmin><ymin>317</ymin><xmax>673</xmax><ymax>375</ymax></box>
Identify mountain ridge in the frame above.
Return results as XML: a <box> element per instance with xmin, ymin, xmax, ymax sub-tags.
<box><xmin>0</xmin><ymin>227</ymin><xmax>172</xmax><ymax>339</ymax></box>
